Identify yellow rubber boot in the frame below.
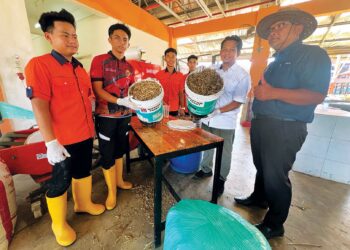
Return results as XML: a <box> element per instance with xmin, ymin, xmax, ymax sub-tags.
<box><xmin>102</xmin><ymin>166</ymin><xmax>117</xmax><ymax>210</ymax></box>
<box><xmin>46</xmin><ymin>192</ymin><xmax>76</xmax><ymax>247</ymax></box>
<box><xmin>72</xmin><ymin>176</ymin><xmax>105</xmax><ymax>215</ymax></box>
<box><xmin>115</xmin><ymin>158</ymin><xmax>133</xmax><ymax>189</ymax></box>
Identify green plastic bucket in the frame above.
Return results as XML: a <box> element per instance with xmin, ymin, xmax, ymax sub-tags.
<box><xmin>185</xmin><ymin>76</ymin><xmax>223</xmax><ymax>117</ymax></box>
<box><xmin>129</xmin><ymin>79</ymin><xmax>164</xmax><ymax>124</ymax></box>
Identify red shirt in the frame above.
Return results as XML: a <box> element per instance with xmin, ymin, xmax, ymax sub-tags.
<box><xmin>90</xmin><ymin>51</ymin><xmax>134</xmax><ymax>118</ymax></box>
<box><xmin>183</xmin><ymin>72</ymin><xmax>190</xmax><ymax>112</ymax></box>
<box><xmin>155</xmin><ymin>69</ymin><xmax>184</xmax><ymax>112</ymax></box>
<box><xmin>25</xmin><ymin>50</ymin><xmax>95</xmax><ymax>145</ymax></box>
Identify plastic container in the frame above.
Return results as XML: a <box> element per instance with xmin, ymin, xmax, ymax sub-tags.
<box><xmin>129</xmin><ymin>79</ymin><xmax>164</xmax><ymax>124</ymax></box>
<box><xmin>170</xmin><ymin>152</ymin><xmax>202</xmax><ymax>174</ymax></box>
<box><xmin>164</xmin><ymin>199</ymin><xmax>271</xmax><ymax>250</ymax></box>
<box><xmin>185</xmin><ymin>75</ymin><xmax>223</xmax><ymax>117</ymax></box>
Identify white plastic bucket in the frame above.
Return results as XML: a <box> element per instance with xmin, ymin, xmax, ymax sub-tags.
<box><xmin>185</xmin><ymin>76</ymin><xmax>223</xmax><ymax>116</ymax></box>
<box><xmin>129</xmin><ymin>79</ymin><xmax>164</xmax><ymax>124</ymax></box>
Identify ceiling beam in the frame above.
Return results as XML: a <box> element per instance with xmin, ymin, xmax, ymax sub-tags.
<box><xmin>144</xmin><ymin>0</ymin><xmax>176</xmax><ymax>11</ymax></box>
<box><xmin>167</xmin><ymin>0</ymin><xmax>274</xmax><ymax>26</ymax></box>
<box><xmin>319</xmin><ymin>14</ymin><xmax>339</xmax><ymax>46</ymax></box>
<box><xmin>76</xmin><ymin>0</ymin><xmax>170</xmax><ymax>41</ymax></box>
<box><xmin>154</xmin><ymin>0</ymin><xmax>186</xmax><ymax>24</ymax></box>
<box><xmin>171</xmin><ymin>0</ymin><xmax>350</xmax><ymax>39</ymax></box>
<box><xmin>159</xmin><ymin>0</ymin><xmax>239</xmax><ymax>21</ymax></box>
<box><xmin>214</xmin><ymin>0</ymin><xmax>226</xmax><ymax>17</ymax></box>
<box><xmin>195</xmin><ymin>0</ymin><xmax>212</xmax><ymax>17</ymax></box>
<box><xmin>172</xmin><ymin>11</ymin><xmax>257</xmax><ymax>38</ymax></box>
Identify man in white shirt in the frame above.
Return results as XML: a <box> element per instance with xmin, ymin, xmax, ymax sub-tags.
<box><xmin>193</xmin><ymin>35</ymin><xmax>251</xmax><ymax>196</ymax></box>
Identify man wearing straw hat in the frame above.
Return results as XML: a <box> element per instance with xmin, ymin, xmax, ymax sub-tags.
<box><xmin>234</xmin><ymin>8</ymin><xmax>331</xmax><ymax>239</ymax></box>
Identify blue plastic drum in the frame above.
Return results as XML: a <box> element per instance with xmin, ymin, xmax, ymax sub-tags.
<box><xmin>170</xmin><ymin>152</ymin><xmax>202</xmax><ymax>174</ymax></box>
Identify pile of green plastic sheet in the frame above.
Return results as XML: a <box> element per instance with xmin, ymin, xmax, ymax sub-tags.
<box><xmin>164</xmin><ymin>199</ymin><xmax>271</xmax><ymax>250</ymax></box>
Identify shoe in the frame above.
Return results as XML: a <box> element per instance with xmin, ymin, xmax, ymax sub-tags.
<box><xmin>72</xmin><ymin>176</ymin><xmax>106</xmax><ymax>215</ymax></box>
<box><xmin>234</xmin><ymin>195</ymin><xmax>268</xmax><ymax>209</ymax></box>
<box><xmin>115</xmin><ymin>158</ymin><xmax>133</xmax><ymax>189</ymax></box>
<box><xmin>46</xmin><ymin>192</ymin><xmax>76</xmax><ymax>246</ymax></box>
<box><xmin>255</xmin><ymin>223</ymin><xmax>284</xmax><ymax>239</ymax></box>
<box><xmin>192</xmin><ymin>170</ymin><xmax>213</xmax><ymax>180</ymax></box>
<box><xmin>102</xmin><ymin>166</ymin><xmax>117</xmax><ymax>210</ymax></box>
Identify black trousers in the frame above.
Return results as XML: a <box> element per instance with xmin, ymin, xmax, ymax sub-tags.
<box><xmin>250</xmin><ymin>117</ymin><xmax>307</xmax><ymax>228</ymax></box>
<box><xmin>95</xmin><ymin>116</ymin><xmax>131</xmax><ymax>169</ymax></box>
<box><xmin>46</xmin><ymin>138</ymin><xmax>93</xmax><ymax>198</ymax></box>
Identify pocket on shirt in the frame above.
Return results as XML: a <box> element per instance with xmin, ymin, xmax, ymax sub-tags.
<box><xmin>52</xmin><ymin>77</ymin><xmax>77</xmax><ymax>96</ymax></box>
<box><xmin>78</xmin><ymin>75</ymin><xmax>93</xmax><ymax>98</ymax></box>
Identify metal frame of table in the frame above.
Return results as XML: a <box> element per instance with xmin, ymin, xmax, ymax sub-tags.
<box><xmin>127</xmin><ymin>117</ymin><xmax>224</xmax><ymax>247</ymax></box>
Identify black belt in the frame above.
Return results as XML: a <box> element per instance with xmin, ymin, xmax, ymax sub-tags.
<box><xmin>253</xmin><ymin>114</ymin><xmax>298</xmax><ymax>122</ymax></box>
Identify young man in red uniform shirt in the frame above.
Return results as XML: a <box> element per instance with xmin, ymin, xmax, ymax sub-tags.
<box><xmin>186</xmin><ymin>54</ymin><xmax>198</xmax><ymax>75</ymax></box>
<box><xmin>183</xmin><ymin>54</ymin><xmax>198</xmax><ymax>115</ymax></box>
<box><xmin>25</xmin><ymin>9</ymin><xmax>105</xmax><ymax>246</ymax></box>
<box><xmin>155</xmin><ymin>48</ymin><xmax>185</xmax><ymax>116</ymax></box>
<box><xmin>90</xmin><ymin>24</ymin><xmax>138</xmax><ymax>211</ymax></box>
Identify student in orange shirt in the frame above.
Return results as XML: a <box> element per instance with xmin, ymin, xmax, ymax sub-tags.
<box><xmin>25</xmin><ymin>9</ymin><xmax>105</xmax><ymax>246</ymax></box>
<box><xmin>155</xmin><ymin>48</ymin><xmax>185</xmax><ymax>116</ymax></box>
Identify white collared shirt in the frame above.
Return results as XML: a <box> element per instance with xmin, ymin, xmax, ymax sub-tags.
<box><xmin>201</xmin><ymin>63</ymin><xmax>251</xmax><ymax>130</ymax></box>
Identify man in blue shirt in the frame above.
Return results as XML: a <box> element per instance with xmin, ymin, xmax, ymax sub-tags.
<box><xmin>234</xmin><ymin>8</ymin><xmax>331</xmax><ymax>239</ymax></box>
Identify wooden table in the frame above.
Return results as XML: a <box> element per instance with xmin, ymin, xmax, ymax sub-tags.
<box><xmin>128</xmin><ymin>117</ymin><xmax>224</xmax><ymax>247</ymax></box>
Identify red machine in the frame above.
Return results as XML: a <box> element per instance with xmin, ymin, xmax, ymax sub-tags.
<box><xmin>128</xmin><ymin>59</ymin><xmax>161</xmax><ymax>80</ymax></box>
<box><xmin>0</xmin><ymin>129</ymin><xmax>50</xmax><ymax>179</ymax></box>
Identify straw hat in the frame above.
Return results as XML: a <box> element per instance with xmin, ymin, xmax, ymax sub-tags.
<box><xmin>257</xmin><ymin>7</ymin><xmax>317</xmax><ymax>40</ymax></box>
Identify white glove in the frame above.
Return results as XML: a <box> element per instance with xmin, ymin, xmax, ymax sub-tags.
<box><xmin>116</xmin><ymin>97</ymin><xmax>141</xmax><ymax>110</ymax></box>
<box><xmin>45</xmin><ymin>139</ymin><xmax>71</xmax><ymax>165</ymax></box>
<box><xmin>207</xmin><ymin>109</ymin><xmax>221</xmax><ymax>119</ymax></box>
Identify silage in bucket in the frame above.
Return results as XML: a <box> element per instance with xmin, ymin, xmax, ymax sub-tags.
<box><xmin>129</xmin><ymin>79</ymin><xmax>164</xmax><ymax>124</ymax></box>
<box><xmin>185</xmin><ymin>72</ymin><xmax>224</xmax><ymax>117</ymax></box>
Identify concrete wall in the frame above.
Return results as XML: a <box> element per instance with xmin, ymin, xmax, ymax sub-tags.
<box><xmin>0</xmin><ymin>0</ymin><xmax>35</xmax><ymax>130</ymax></box>
<box><xmin>294</xmin><ymin>110</ymin><xmax>350</xmax><ymax>185</ymax></box>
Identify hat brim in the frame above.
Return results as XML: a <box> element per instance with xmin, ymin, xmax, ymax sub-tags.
<box><xmin>257</xmin><ymin>10</ymin><xmax>317</xmax><ymax>40</ymax></box>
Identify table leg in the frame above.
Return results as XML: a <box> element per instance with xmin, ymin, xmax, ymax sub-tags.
<box><xmin>126</xmin><ymin>130</ymin><xmax>131</xmax><ymax>174</ymax></box>
<box><xmin>211</xmin><ymin>142</ymin><xmax>223</xmax><ymax>204</ymax></box>
<box><xmin>154</xmin><ymin>157</ymin><xmax>163</xmax><ymax>247</ymax></box>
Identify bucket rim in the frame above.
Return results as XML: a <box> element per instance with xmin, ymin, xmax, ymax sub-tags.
<box><xmin>129</xmin><ymin>78</ymin><xmax>164</xmax><ymax>108</ymax></box>
<box><xmin>185</xmin><ymin>70</ymin><xmax>224</xmax><ymax>101</ymax></box>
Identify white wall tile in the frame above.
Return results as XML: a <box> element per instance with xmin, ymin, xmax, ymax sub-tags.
<box><xmin>332</xmin><ymin>117</ymin><xmax>350</xmax><ymax>141</ymax></box>
<box><xmin>299</xmin><ymin>135</ymin><xmax>330</xmax><ymax>158</ymax></box>
<box><xmin>293</xmin><ymin>153</ymin><xmax>324</xmax><ymax>177</ymax></box>
<box><xmin>326</xmin><ymin>139</ymin><xmax>350</xmax><ymax>165</ymax></box>
<box><xmin>321</xmin><ymin>160</ymin><xmax>350</xmax><ymax>184</ymax></box>
<box><xmin>307</xmin><ymin>114</ymin><xmax>337</xmax><ymax>138</ymax></box>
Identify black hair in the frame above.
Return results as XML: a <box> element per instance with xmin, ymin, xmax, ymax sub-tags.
<box><xmin>187</xmin><ymin>55</ymin><xmax>198</xmax><ymax>62</ymax></box>
<box><xmin>164</xmin><ymin>48</ymin><xmax>177</xmax><ymax>56</ymax></box>
<box><xmin>108</xmin><ymin>23</ymin><xmax>131</xmax><ymax>39</ymax></box>
<box><xmin>220</xmin><ymin>35</ymin><xmax>243</xmax><ymax>54</ymax></box>
<box><xmin>38</xmin><ymin>9</ymin><xmax>75</xmax><ymax>33</ymax></box>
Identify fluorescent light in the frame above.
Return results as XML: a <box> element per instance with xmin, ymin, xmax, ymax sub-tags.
<box><xmin>34</xmin><ymin>23</ymin><xmax>41</xmax><ymax>29</ymax></box>
<box><xmin>280</xmin><ymin>0</ymin><xmax>311</xmax><ymax>6</ymax></box>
